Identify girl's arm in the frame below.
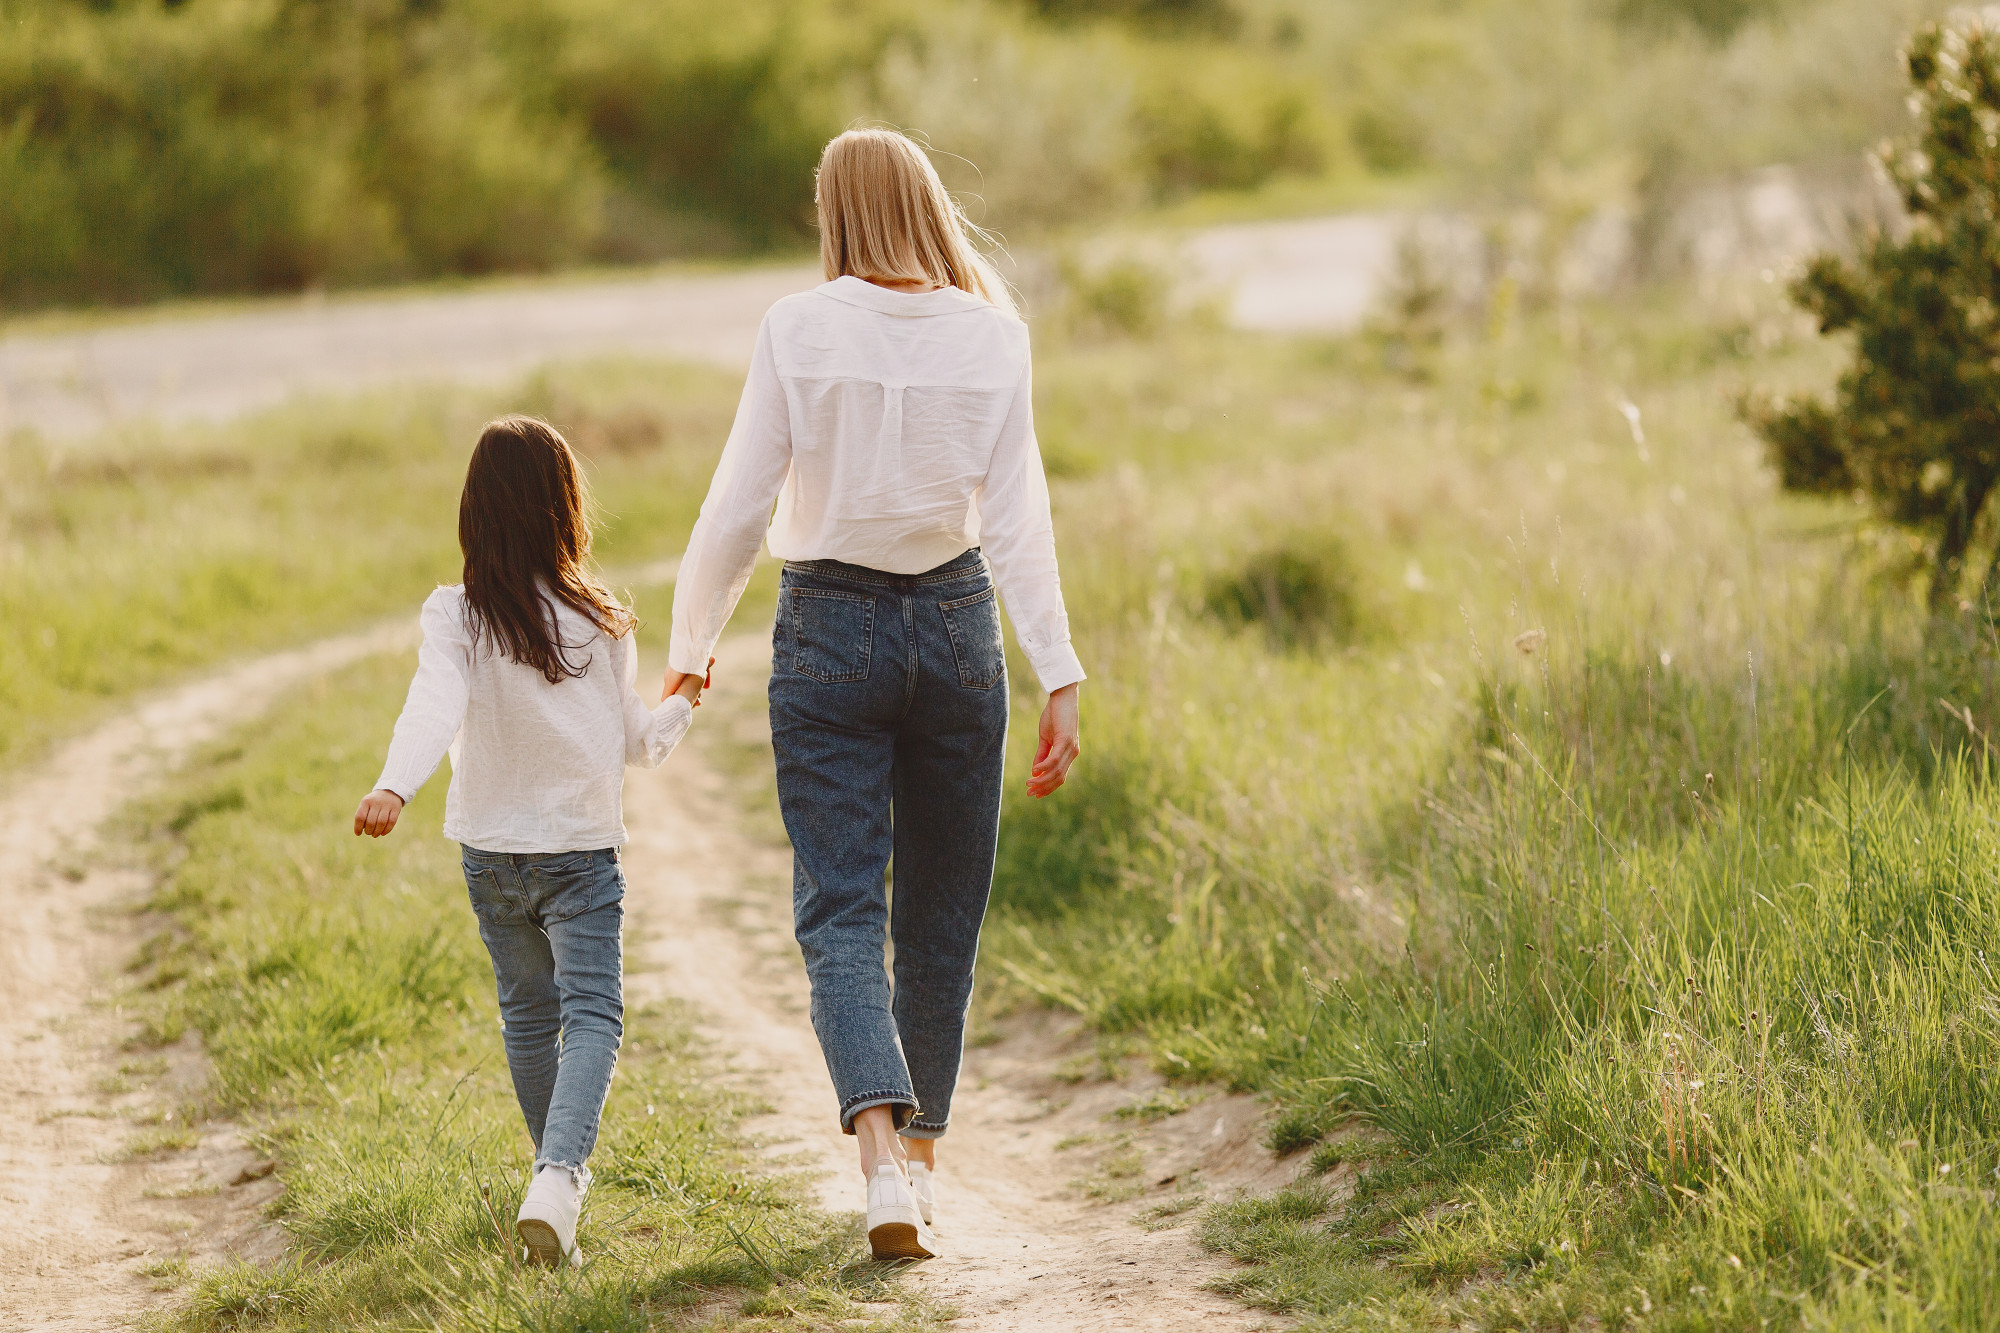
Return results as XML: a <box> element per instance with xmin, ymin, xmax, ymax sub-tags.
<box><xmin>620</xmin><ymin>634</ymin><xmax>703</xmax><ymax>769</ymax></box>
<box><xmin>667</xmin><ymin>314</ymin><xmax>794</xmax><ymax>689</ymax></box>
<box><xmin>356</xmin><ymin>590</ymin><xmax>473</xmax><ymax>837</ymax></box>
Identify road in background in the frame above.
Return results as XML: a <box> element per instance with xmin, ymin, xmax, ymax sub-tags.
<box><xmin>0</xmin><ymin>215</ymin><xmax>1402</xmax><ymax>441</ymax></box>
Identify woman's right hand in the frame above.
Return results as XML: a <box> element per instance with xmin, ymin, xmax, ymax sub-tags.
<box><xmin>1027</xmin><ymin>684</ymin><xmax>1081</xmax><ymax>798</ymax></box>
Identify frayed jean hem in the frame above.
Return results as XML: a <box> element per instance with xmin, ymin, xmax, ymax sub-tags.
<box><xmin>899</xmin><ymin>1118</ymin><xmax>948</xmax><ymax>1140</ymax></box>
<box><xmin>535</xmin><ymin>1156</ymin><xmax>593</xmax><ymax>1194</ymax></box>
<box><xmin>838</xmin><ymin>1091</ymin><xmax>918</xmax><ymax>1134</ymax></box>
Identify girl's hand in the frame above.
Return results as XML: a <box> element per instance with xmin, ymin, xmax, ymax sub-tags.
<box><xmin>353</xmin><ymin>790</ymin><xmax>405</xmax><ymax>838</ymax></box>
<box><xmin>663</xmin><ymin>657</ymin><xmax>715</xmax><ymax>706</ymax></box>
<box><xmin>1028</xmin><ymin>684</ymin><xmax>1081</xmax><ymax>799</ymax></box>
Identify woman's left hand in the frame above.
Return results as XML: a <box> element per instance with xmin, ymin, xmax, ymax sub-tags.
<box><xmin>1028</xmin><ymin>684</ymin><xmax>1081</xmax><ymax>798</ymax></box>
<box><xmin>663</xmin><ymin>657</ymin><xmax>715</xmax><ymax>705</ymax></box>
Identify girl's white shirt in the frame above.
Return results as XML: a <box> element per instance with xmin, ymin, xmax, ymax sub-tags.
<box><xmin>668</xmin><ymin>276</ymin><xmax>1086</xmax><ymax>692</ymax></box>
<box><xmin>375</xmin><ymin>585</ymin><xmax>692</xmax><ymax>854</ymax></box>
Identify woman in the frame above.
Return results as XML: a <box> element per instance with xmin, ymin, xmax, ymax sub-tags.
<box><xmin>662</xmin><ymin>127</ymin><xmax>1083</xmax><ymax>1261</ymax></box>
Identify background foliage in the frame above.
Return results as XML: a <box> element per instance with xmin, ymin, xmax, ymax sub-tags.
<box><xmin>0</xmin><ymin>0</ymin><xmax>1932</xmax><ymax>309</ymax></box>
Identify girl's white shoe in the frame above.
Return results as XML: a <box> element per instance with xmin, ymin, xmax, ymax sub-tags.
<box><xmin>905</xmin><ymin>1159</ymin><xmax>937</xmax><ymax>1227</ymax></box>
<box><xmin>866</xmin><ymin>1161</ymin><xmax>937</xmax><ymax>1260</ymax></box>
<box><xmin>517</xmin><ymin>1165</ymin><xmax>583</xmax><ymax>1268</ymax></box>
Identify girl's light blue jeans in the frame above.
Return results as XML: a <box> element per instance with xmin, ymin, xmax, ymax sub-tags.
<box><xmin>459</xmin><ymin>845</ymin><xmax>625</xmax><ymax>1190</ymax></box>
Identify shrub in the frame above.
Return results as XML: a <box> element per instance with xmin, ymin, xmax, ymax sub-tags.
<box><xmin>1747</xmin><ymin>11</ymin><xmax>2000</xmax><ymax>611</ymax></box>
<box><xmin>1203</xmin><ymin>533</ymin><xmax>1367</xmax><ymax>651</ymax></box>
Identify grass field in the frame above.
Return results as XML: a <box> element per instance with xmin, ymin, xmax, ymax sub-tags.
<box><xmin>0</xmin><ymin>357</ymin><xmax>743</xmax><ymax>770</ymax></box>
<box><xmin>982</xmin><ymin>284</ymin><xmax>2000</xmax><ymax>1328</ymax></box>
<box><xmin>12</xmin><ymin>247</ymin><xmax>1994</xmax><ymax>1328</ymax></box>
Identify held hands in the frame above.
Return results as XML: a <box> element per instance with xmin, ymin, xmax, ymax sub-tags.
<box><xmin>1028</xmin><ymin>683</ymin><xmax>1081</xmax><ymax>799</ymax></box>
<box><xmin>662</xmin><ymin>657</ymin><xmax>716</xmax><ymax>707</ymax></box>
<box><xmin>353</xmin><ymin>789</ymin><xmax>405</xmax><ymax>838</ymax></box>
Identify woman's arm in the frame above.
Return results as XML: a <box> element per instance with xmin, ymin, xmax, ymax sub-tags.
<box><xmin>356</xmin><ymin>591</ymin><xmax>472</xmax><ymax>836</ymax></box>
<box><xmin>978</xmin><ymin>356</ymin><xmax>1085</xmax><ymax>797</ymax></box>
<box><xmin>666</xmin><ymin>315</ymin><xmax>794</xmax><ymax>690</ymax></box>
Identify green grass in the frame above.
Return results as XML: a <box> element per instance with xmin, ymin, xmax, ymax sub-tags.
<box><xmin>127</xmin><ymin>653</ymin><xmax>937</xmax><ymax>1332</ymax></box>
<box><xmin>980</xmin><ymin>281</ymin><xmax>2000</xmax><ymax>1327</ymax></box>
<box><xmin>0</xmin><ymin>356</ymin><xmax>746</xmax><ymax>772</ymax></box>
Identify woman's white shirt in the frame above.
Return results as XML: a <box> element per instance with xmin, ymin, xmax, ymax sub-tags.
<box><xmin>668</xmin><ymin>276</ymin><xmax>1086</xmax><ymax>692</ymax></box>
<box><xmin>375</xmin><ymin>586</ymin><xmax>692</xmax><ymax>854</ymax></box>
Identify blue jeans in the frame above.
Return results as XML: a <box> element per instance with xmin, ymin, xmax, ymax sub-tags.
<box><xmin>460</xmin><ymin>845</ymin><xmax>625</xmax><ymax>1189</ymax></box>
<box><xmin>769</xmin><ymin>548</ymin><xmax>1010</xmax><ymax>1140</ymax></box>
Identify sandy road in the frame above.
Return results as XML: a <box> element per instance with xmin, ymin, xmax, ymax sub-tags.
<box><xmin>0</xmin><ymin>620</ymin><xmax>414</xmax><ymax>1331</ymax></box>
<box><xmin>623</xmin><ymin>633</ymin><xmax>1299</xmax><ymax>1330</ymax></box>
<box><xmin>0</xmin><ymin>216</ymin><xmax>1400</xmax><ymax>442</ymax></box>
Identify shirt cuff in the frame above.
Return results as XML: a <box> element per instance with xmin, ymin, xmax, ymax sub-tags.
<box><xmin>375</xmin><ymin>771</ymin><xmax>421</xmax><ymax>804</ymax></box>
<box><xmin>1026</xmin><ymin>641</ymin><xmax>1086</xmax><ymax>693</ymax></box>
<box><xmin>666</xmin><ymin>633</ymin><xmax>712</xmax><ymax>677</ymax></box>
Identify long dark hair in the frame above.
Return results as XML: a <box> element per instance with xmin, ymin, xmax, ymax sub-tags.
<box><xmin>459</xmin><ymin>415</ymin><xmax>634</xmax><ymax>684</ymax></box>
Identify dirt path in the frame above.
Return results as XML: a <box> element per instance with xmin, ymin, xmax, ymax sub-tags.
<box><xmin>0</xmin><ymin>217</ymin><xmax>1404</xmax><ymax>443</ymax></box>
<box><xmin>0</xmin><ymin>620</ymin><xmax>413</xmax><ymax>1331</ymax></box>
<box><xmin>0</xmin><ymin>613</ymin><xmax>1297</xmax><ymax>1330</ymax></box>
<box><xmin>621</xmin><ymin>633</ymin><xmax>1299</xmax><ymax>1331</ymax></box>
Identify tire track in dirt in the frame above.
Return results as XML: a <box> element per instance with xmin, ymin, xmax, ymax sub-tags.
<box><xmin>621</xmin><ymin>632</ymin><xmax>1301</xmax><ymax>1331</ymax></box>
<box><xmin>0</xmin><ymin>620</ymin><xmax>414</xmax><ymax>1331</ymax></box>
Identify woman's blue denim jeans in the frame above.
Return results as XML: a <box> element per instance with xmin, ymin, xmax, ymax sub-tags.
<box><xmin>770</xmin><ymin>548</ymin><xmax>1010</xmax><ymax>1139</ymax></box>
<box><xmin>460</xmin><ymin>845</ymin><xmax>625</xmax><ymax>1189</ymax></box>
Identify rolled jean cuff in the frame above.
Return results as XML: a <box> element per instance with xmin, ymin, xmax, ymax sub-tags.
<box><xmin>535</xmin><ymin>1156</ymin><xmax>593</xmax><ymax>1194</ymax></box>
<box><xmin>838</xmin><ymin>1091</ymin><xmax>918</xmax><ymax>1135</ymax></box>
<box><xmin>900</xmin><ymin>1117</ymin><xmax>948</xmax><ymax>1140</ymax></box>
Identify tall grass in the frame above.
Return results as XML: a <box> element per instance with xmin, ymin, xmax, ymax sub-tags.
<box><xmin>984</xmin><ymin>275</ymin><xmax>1999</xmax><ymax>1326</ymax></box>
<box><xmin>129</xmin><ymin>655</ymin><xmax>931</xmax><ymax>1330</ymax></box>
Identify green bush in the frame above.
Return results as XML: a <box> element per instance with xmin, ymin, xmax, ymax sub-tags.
<box><xmin>0</xmin><ymin>0</ymin><xmax>1340</xmax><ymax>310</ymax></box>
<box><xmin>1203</xmin><ymin>534</ymin><xmax>1367</xmax><ymax>651</ymax></box>
<box><xmin>1749</xmin><ymin>10</ymin><xmax>2000</xmax><ymax>612</ymax></box>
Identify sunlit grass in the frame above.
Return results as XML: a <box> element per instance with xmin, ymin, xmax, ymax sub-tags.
<box><xmin>983</xmin><ymin>283</ymin><xmax>2000</xmax><ymax>1328</ymax></box>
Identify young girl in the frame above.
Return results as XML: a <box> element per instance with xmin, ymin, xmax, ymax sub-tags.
<box><xmin>353</xmin><ymin>414</ymin><xmax>704</xmax><ymax>1268</ymax></box>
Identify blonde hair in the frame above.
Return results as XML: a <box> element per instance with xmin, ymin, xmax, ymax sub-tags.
<box><xmin>816</xmin><ymin>128</ymin><xmax>1016</xmax><ymax>315</ymax></box>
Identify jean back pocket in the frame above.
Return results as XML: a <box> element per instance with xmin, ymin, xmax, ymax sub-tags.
<box><xmin>786</xmin><ymin>587</ymin><xmax>876</xmax><ymax>683</ymax></box>
<box><xmin>938</xmin><ymin>586</ymin><xmax>1005</xmax><ymax>689</ymax></box>
<box><xmin>526</xmin><ymin>851</ymin><xmax>618</xmax><ymax>923</ymax></box>
<box><xmin>463</xmin><ymin>864</ymin><xmax>527</xmax><ymax>925</ymax></box>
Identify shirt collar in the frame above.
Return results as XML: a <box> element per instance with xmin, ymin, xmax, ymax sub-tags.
<box><xmin>818</xmin><ymin>275</ymin><xmax>991</xmax><ymax>317</ymax></box>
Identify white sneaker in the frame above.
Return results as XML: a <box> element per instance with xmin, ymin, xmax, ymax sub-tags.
<box><xmin>517</xmin><ymin>1165</ymin><xmax>583</xmax><ymax>1268</ymax></box>
<box><xmin>905</xmin><ymin>1160</ymin><xmax>937</xmax><ymax>1227</ymax></box>
<box><xmin>866</xmin><ymin>1161</ymin><xmax>937</xmax><ymax>1260</ymax></box>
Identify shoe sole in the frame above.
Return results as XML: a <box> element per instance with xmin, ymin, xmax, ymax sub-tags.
<box><xmin>868</xmin><ymin>1219</ymin><xmax>937</xmax><ymax>1261</ymax></box>
<box><xmin>517</xmin><ymin>1218</ymin><xmax>565</xmax><ymax>1267</ymax></box>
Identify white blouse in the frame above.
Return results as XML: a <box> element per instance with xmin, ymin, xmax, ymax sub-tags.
<box><xmin>376</xmin><ymin>586</ymin><xmax>692</xmax><ymax>854</ymax></box>
<box><xmin>667</xmin><ymin>276</ymin><xmax>1086</xmax><ymax>692</ymax></box>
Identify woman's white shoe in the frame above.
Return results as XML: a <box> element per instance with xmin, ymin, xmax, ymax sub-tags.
<box><xmin>517</xmin><ymin>1165</ymin><xmax>583</xmax><ymax>1268</ymax></box>
<box><xmin>866</xmin><ymin>1162</ymin><xmax>938</xmax><ymax>1260</ymax></box>
<box><xmin>905</xmin><ymin>1160</ymin><xmax>937</xmax><ymax>1227</ymax></box>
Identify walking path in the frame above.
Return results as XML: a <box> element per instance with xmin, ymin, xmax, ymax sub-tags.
<box><xmin>0</xmin><ymin>620</ymin><xmax>1298</xmax><ymax>1329</ymax></box>
<box><xmin>0</xmin><ymin>216</ymin><xmax>1401</xmax><ymax>442</ymax></box>
<box><xmin>0</xmin><ymin>621</ymin><xmax>414</xmax><ymax>1331</ymax></box>
<box><xmin>623</xmin><ymin>632</ymin><xmax>1297</xmax><ymax>1330</ymax></box>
